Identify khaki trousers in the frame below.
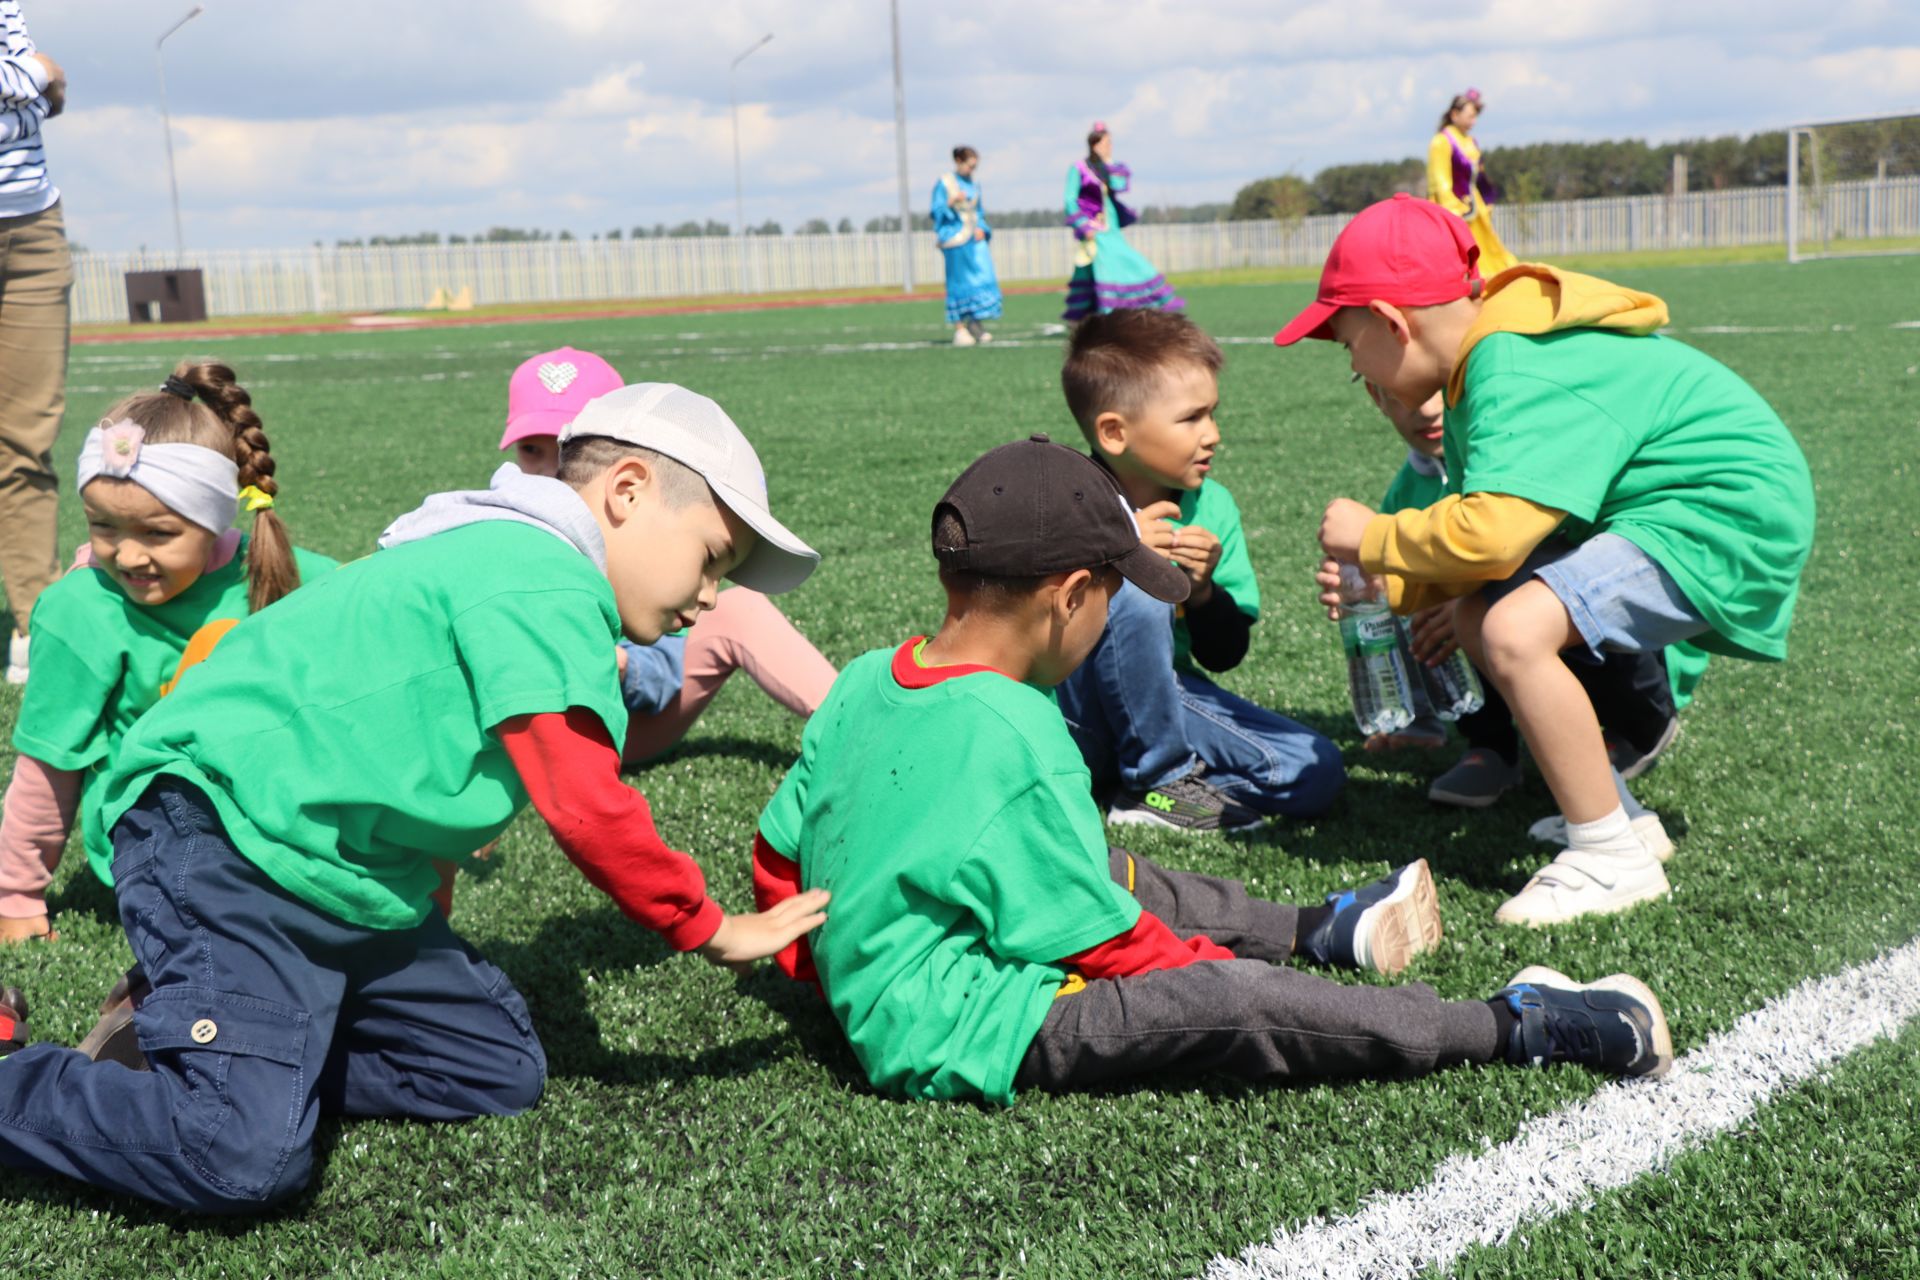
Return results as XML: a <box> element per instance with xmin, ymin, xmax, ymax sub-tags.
<box><xmin>0</xmin><ymin>200</ymin><xmax>71</xmax><ymax>636</ymax></box>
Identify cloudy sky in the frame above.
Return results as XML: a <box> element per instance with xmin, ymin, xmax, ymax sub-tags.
<box><xmin>22</xmin><ymin>0</ymin><xmax>1920</xmax><ymax>252</ymax></box>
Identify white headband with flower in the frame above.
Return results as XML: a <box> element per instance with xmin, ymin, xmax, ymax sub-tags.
<box><xmin>77</xmin><ymin>419</ymin><xmax>243</xmax><ymax>534</ymax></box>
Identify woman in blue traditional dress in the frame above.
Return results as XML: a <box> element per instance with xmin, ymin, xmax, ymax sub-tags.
<box><xmin>932</xmin><ymin>146</ymin><xmax>1002</xmax><ymax>347</ymax></box>
<box><xmin>1062</xmin><ymin>122</ymin><xmax>1183</xmax><ymax>321</ymax></box>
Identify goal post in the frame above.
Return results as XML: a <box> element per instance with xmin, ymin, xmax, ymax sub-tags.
<box><xmin>1786</xmin><ymin>110</ymin><xmax>1920</xmax><ymax>263</ymax></box>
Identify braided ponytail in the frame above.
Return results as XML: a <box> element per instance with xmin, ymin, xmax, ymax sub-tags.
<box><xmin>176</xmin><ymin>359</ymin><xmax>301</xmax><ymax>612</ymax></box>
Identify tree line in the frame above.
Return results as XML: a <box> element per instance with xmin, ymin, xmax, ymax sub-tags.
<box><xmin>331</xmin><ymin>120</ymin><xmax>1917</xmax><ymax>246</ymax></box>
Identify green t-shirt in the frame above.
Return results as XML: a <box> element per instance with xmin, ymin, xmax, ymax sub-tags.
<box><xmin>1379</xmin><ymin>453</ymin><xmax>1447</xmax><ymax>516</ymax></box>
<box><xmin>1172</xmin><ymin>479</ymin><xmax>1261</xmax><ymax>671</ymax></box>
<box><xmin>1444</xmin><ymin>329</ymin><xmax>1815</xmax><ymax>661</ymax></box>
<box><xmin>759</xmin><ymin>641</ymin><xmax>1140</xmax><ymax>1105</ymax></box>
<box><xmin>12</xmin><ymin>539</ymin><xmax>338</xmax><ymax>886</ymax></box>
<box><xmin>101</xmin><ymin>522</ymin><xmax>628</xmax><ymax>930</ymax></box>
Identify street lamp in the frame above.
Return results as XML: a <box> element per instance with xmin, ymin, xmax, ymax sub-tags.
<box><xmin>729</xmin><ymin>33</ymin><xmax>773</xmax><ymax>239</ymax></box>
<box><xmin>156</xmin><ymin>4</ymin><xmax>204</xmax><ymax>265</ymax></box>
<box><xmin>888</xmin><ymin>0</ymin><xmax>912</xmax><ymax>292</ymax></box>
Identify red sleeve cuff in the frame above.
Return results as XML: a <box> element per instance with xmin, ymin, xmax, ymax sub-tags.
<box><xmin>659</xmin><ymin>896</ymin><xmax>724</xmax><ymax>952</ymax></box>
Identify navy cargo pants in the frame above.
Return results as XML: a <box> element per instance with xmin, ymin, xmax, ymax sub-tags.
<box><xmin>0</xmin><ymin>780</ymin><xmax>545</xmax><ymax>1212</ymax></box>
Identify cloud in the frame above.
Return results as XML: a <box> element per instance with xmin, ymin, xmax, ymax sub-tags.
<box><xmin>20</xmin><ymin>0</ymin><xmax>1919</xmax><ymax>250</ymax></box>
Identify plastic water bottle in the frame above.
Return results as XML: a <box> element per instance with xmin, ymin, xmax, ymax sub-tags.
<box><xmin>1336</xmin><ymin>566</ymin><xmax>1415</xmax><ymax>736</ymax></box>
<box><xmin>1399</xmin><ymin>617</ymin><xmax>1485</xmax><ymax>720</ymax></box>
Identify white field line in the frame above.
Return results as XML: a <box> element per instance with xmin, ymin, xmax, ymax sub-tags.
<box><xmin>1204</xmin><ymin>935</ymin><xmax>1920</xmax><ymax>1280</ymax></box>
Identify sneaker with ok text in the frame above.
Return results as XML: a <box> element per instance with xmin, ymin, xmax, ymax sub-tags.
<box><xmin>1107</xmin><ymin>766</ymin><xmax>1262</xmax><ymax>834</ymax></box>
<box><xmin>1296</xmin><ymin>858</ymin><xmax>1444</xmax><ymax>976</ymax></box>
<box><xmin>1495</xmin><ymin>965</ymin><xmax>1673</xmax><ymax>1079</ymax></box>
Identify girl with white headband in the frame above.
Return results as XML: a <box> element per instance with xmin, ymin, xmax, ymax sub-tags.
<box><xmin>0</xmin><ymin>360</ymin><xmax>335</xmax><ymax>944</ymax></box>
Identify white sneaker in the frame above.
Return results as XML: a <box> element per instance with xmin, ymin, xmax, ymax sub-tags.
<box><xmin>977</xmin><ymin>329</ymin><xmax>994</xmax><ymax>343</ymax></box>
<box><xmin>951</xmin><ymin>326</ymin><xmax>977</xmax><ymax>347</ymax></box>
<box><xmin>1494</xmin><ymin>847</ymin><xmax>1671</xmax><ymax>927</ymax></box>
<box><xmin>1527</xmin><ymin>810</ymin><xmax>1674</xmax><ymax>862</ymax></box>
<box><xmin>4</xmin><ymin>632</ymin><xmax>26</xmax><ymax>686</ymax></box>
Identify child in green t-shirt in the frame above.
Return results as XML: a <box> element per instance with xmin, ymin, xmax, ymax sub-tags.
<box><xmin>752</xmin><ymin>435</ymin><xmax>1670</xmax><ymax>1106</ymax></box>
<box><xmin>0</xmin><ymin>383</ymin><xmax>830</xmax><ymax>1213</ymax></box>
<box><xmin>1281</xmin><ymin>194</ymin><xmax>1813</xmax><ymax>927</ymax></box>
<box><xmin>1053</xmin><ymin>310</ymin><xmax>1343</xmax><ymax>833</ymax></box>
<box><xmin>1358</xmin><ymin>377</ymin><xmax>1696</xmax><ymax>826</ymax></box>
<box><xmin>1</xmin><ymin>359</ymin><xmax>336</xmax><ymax>946</ymax></box>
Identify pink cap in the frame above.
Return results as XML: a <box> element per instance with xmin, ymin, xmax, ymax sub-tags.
<box><xmin>500</xmin><ymin>347</ymin><xmax>625</xmax><ymax>449</ymax></box>
<box><xmin>1273</xmin><ymin>194</ymin><xmax>1481</xmax><ymax>346</ymax></box>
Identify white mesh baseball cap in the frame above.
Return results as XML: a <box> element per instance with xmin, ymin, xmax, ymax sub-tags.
<box><xmin>562</xmin><ymin>382</ymin><xmax>820</xmax><ymax>594</ymax></box>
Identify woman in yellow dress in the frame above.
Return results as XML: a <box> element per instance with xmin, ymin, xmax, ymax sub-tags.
<box><xmin>1427</xmin><ymin>88</ymin><xmax>1516</xmax><ymax>276</ymax></box>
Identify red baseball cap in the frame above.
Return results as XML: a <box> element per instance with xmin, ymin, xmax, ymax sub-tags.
<box><xmin>1273</xmin><ymin>193</ymin><xmax>1481</xmax><ymax>346</ymax></box>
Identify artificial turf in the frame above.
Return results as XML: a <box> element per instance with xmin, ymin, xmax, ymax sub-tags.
<box><xmin>2</xmin><ymin>254</ymin><xmax>1917</xmax><ymax>1277</ymax></box>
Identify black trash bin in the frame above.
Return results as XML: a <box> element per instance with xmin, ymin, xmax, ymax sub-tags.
<box><xmin>125</xmin><ymin>268</ymin><xmax>208</xmax><ymax>323</ymax></box>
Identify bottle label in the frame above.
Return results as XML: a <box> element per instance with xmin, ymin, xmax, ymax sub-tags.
<box><xmin>1354</xmin><ymin>612</ymin><xmax>1398</xmax><ymax>656</ymax></box>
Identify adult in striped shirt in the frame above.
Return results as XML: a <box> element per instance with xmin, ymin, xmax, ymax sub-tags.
<box><xmin>0</xmin><ymin>0</ymin><xmax>71</xmax><ymax>687</ymax></box>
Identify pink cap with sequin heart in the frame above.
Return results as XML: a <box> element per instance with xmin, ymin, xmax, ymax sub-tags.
<box><xmin>500</xmin><ymin>347</ymin><xmax>625</xmax><ymax>449</ymax></box>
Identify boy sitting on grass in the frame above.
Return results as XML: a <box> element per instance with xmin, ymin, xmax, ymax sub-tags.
<box><xmin>1054</xmin><ymin>310</ymin><xmax>1343</xmax><ymax>833</ymax></box>
<box><xmin>0</xmin><ymin>383</ymin><xmax>829</xmax><ymax>1212</ymax></box>
<box><xmin>1284</xmin><ymin>194</ymin><xmax>1813</xmax><ymax>926</ymax></box>
<box><xmin>749</xmin><ymin>434</ymin><xmax>1670</xmax><ymax>1106</ymax></box>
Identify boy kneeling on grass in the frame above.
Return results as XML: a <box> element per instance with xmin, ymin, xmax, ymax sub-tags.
<box><xmin>0</xmin><ymin>383</ymin><xmax>829</xmax><ymax>1212</ymax></box>
<box><xmin>750</xmin><ymin>434</ymin><xmax>1669</xmax><ymax>1106</ymax></box>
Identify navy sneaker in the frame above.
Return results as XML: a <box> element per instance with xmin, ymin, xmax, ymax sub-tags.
<box><xmin>1296</xmin><ymin>858</ymin><xmax>1443</xmax><ymax>975</ymax></box>
<box><xmin>1108</xmin><ymin>766</ymin><xmax>1262</xmax><ymax>834</ymax></box>
<box><xmin>1496</xmin><ymin>966</ymin><xmax>1673</xmax><ymax>1079</ymax></box>
<box><xmin>0</xmin><ymin>986</ymin><xmax>27</xmax><ymax>1057</ymax></box>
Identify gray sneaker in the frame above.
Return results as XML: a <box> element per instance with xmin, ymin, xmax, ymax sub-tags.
<box><xmin>1108</xmin><ymin>767</ymin><xmax>1262</xmax><ymax>833</ymax></box>
<box><xmin>1607</xmin><ymin>716</ymin><xmax>1680</xmax><ymax>781</ymax></box>
<box><xmin>1428</xmin><ymin>748</ymin><xmax>1523</xmax><ymax>808</ymax></box>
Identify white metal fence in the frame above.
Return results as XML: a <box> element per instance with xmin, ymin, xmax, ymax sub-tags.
<box><xmin>69</xmin><ymin>175</ymin><xmax>1920</xmax><ymax>325</ymax></box>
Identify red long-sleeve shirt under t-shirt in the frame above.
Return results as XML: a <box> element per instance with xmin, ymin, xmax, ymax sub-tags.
<box><xmin>499</xmin><ymin>707</ymin><xmax>722</xmax><ymax>951</ymax></box>
<box><xmin>751</xmin><ymin>824</ymin><xmax>1233</xmax><ymax>987</ymax></box>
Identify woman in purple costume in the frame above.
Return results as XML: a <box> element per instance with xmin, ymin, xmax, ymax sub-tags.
<box><xmin>1062</xmin><ymin>123</ymin><xmax>1183</xmax><ymax>321</ymax></box>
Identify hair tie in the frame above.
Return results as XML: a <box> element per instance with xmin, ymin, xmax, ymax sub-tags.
<box><xmin>161</xmin><ymin>374</ymin><xmax>196</xmax><ymax>400</ymax></box>
<box><xmin>1090</xmin><ymin>120</ymin><xmax>1107</xmax><ymax>134</ymax></box>
<box><xmin>1463</xmin><ymin>87</ymin><xmax>1483</xmax><ymax>103</ymax></box>
<box><xmin>239</xmin><ymin>484</ymin><xmax>275</xmax><ymax>512</ymax></box>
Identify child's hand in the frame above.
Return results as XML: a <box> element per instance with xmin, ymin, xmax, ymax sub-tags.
<box><xmin>615</xmin><ymin>645</ymin><xmax>628</xmax><ymax>678</ymax></box>
<box><xmin>1409</xmin><ymin>602</ymin><xmax>1460</xmax><ymax>666</ymax></box>
<box><xmin>1134</xmin><ymin>500</ymin><xmax>1180</xmax><ymax>557</ymax></box>
<box><xmin>1318</xmin><ymin>498</ymin><xmax>1376</xmax><ymax>562</ymax></box>
<box><xmin>1315</xmin><ymin>556</ymin><xmax>1386</xmax><ymax>620</ymax></box>
<box><xmin>1170</xmin><ymin>523</ymin><xmax>1222</xmax><ymax>603</ymax></box>
<box><xmin>696</xmin><ymin>889</ymin><xmax>830</xmax><ymax>973</ymax></box>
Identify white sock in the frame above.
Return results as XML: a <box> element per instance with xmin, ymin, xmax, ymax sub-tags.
<box><xmin>1565</xmin><ymin>806</ymin><xmax>1651</xmax><ymax>862</ymax></box>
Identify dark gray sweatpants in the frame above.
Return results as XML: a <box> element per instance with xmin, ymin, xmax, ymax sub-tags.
<box><xmin>1014</xmin><ymin>850</ymin><xmax>1499</xmax><ymax>1091</ymax></box>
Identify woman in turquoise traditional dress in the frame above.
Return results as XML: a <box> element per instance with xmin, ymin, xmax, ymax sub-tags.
<box><xmin>932</xmin><ymin>145</ymin><xmax>1002</xmax><ymax>346</ymax></box>
<box><xmin>1062</xmin><ymin>122</ymin><xmax>1183</xmax><ymax>321</ymax></box>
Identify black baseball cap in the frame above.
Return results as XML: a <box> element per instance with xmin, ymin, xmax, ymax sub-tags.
<box><xmin>932</xmin><ymin>433</ymin><xmax>1190</xmax><ymax>604</ymax></box>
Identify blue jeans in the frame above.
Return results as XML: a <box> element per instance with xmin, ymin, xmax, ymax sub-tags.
<box><xmin>620</xmin><ymin>634</ymin><xmax>687</xmax><ymax>715</ymax></box>
<box><xmin>0</xmin><ymin>781</ymin><xmax>545</xmax><ymax>1213</ymax></box>
<box><xmin>1056</xmin><ymin>581</ymin><xmax>1343</xmax><ymax>818</ymax></box>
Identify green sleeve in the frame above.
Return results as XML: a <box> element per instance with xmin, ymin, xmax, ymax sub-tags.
<box><xmin>1380</xmin><ymin>461</ymin><xmax>1446</xmax><ymax>515</ymax></box>
<box><xmin>449</xmin><ymin>585</ymin><xmax>627</xmax><ymax>747</ymax></box>
<box><xmin>1459</xmin><ymin>347</ymin><xmax>1633</xmax><ymax>521</ymax></box>
<box><xmin>1186</xmin><ymin>483</ymin><xmax>1258</xmax><ymax>620</ymax></box>
<box><xmin>11</xmin><ymin>598</ymin><xmax>119</xmax><ymax>771</ymax></box>
<box><xmin>944</xmin><ymin>772</ymin><xmax>1140</xmax><ymax>963</ymax></box>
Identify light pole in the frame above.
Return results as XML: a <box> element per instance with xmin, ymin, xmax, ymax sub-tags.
<box><xmin>156</xmin><ymin>4</ymin><xmax>203</xmax><ymax>265</ymax></box>
<box><xmin>729</xmin><ymin>31</ymin><xmax>773</xmax><ymax>292</ymax></box>
<box><xmin>888</xmin><ymin>0</ymin><xmax>912</xmax><ymax>292</ymax></box>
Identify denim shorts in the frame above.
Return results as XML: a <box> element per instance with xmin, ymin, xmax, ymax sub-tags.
<box><xmin>1482</xmin><ymin>533</ymin><xmax>1708</xmax><ymax>662</ymax></box>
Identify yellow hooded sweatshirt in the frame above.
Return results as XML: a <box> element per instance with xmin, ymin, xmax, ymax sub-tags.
<box><xmin>1358</xmin><ymin>265</ymin><xmax>1669</xmax><ymax>614</ymax></box>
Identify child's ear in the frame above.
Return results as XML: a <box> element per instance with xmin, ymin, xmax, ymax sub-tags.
<box><xmin>1368</xmin><ymin>300</ymin><xmax>1414</xmax><ymax>348</ymax></box>
<box><xmin>1055</xmin><ymin>567</ymin><xmax>1095</xmax><ymax>621</ymax></box>
<box><xmin>1091</xmin><ymin>411</ymin><xmax>1128</xmax><ymax>458</ymax></box>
